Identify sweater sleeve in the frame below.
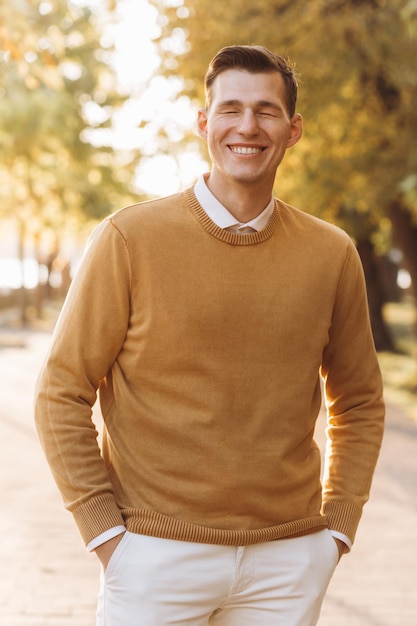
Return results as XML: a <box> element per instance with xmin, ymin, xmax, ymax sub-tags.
<box><xmin>320</xmin><ymin>240</ymin><xmax>385</xmax><ymax>544</ymax></box>
<box><xmin>34</xmin><ymin>218</ymin><xmax>131</xmax><ymax>545</ymax></box>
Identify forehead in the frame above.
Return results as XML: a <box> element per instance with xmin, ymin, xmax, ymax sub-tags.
<box><xmin>208</xmin><ymin>69</ymin><xmax>287</xmax><ymax>107</ymax></box>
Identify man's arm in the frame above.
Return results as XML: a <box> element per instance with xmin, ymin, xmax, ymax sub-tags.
<box><xmin>35</xmin><ymin>218</ymin><xmax>131</xmax><ymax>545</ymax></box>
<box><xmin>320</xmin><ymin>241</ymin><xmax>385</xmax><ymax>546</ymax></box>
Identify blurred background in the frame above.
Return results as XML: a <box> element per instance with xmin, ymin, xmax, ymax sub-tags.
<box><xmin>1</xmin><ymin>0</ymin><xmax>416</xmax><ymax>418</ymax></box>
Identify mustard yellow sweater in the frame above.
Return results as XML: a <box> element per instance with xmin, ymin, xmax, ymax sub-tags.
<box><xmin>35</xmin><ymin>188</ymin><xmax>384</xmax><ymax>546</ymax></box>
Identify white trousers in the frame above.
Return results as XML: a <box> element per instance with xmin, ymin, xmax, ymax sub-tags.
<box><xmin>96</xmin><ymin>529</ymin><xmax>339</xmax><ymax>626</ymax></box>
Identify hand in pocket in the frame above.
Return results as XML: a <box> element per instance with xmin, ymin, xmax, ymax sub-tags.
<box><xmin>95</xmin><ymin>532</ymin><xmax>126</xmax><ymax>572</ymax></box>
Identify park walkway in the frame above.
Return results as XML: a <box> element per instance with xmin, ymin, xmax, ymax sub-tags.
<box><xmin>0</xmin><ymin>328</ymin><xmax>416</xmax><ymax>625</ymax></box>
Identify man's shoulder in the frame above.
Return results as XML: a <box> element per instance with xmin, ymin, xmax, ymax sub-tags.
<box><xmin>109</xmin><ymin>190</ymin><xmax>186</xmax><ymax>230</ymax></box>
<box><xmin>276</xmin><ymin>198</ymin><xmax>352</xmax><ymax>245</ymax></box>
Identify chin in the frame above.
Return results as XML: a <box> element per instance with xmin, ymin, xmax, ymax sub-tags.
<box><xmin>230</xmin><ymin>172</ymin><xmax>268</xmax><ymax>186</ymax></box>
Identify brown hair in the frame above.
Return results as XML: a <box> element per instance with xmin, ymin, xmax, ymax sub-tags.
<box><xmin>205</xmin><ymin>45</ymin><xmax>298</xmax><ymax>117</ymax></box>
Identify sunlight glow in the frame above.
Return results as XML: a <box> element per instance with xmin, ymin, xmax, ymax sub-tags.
<box><xmin>397</xmin><ymin>269</ymin><xmax>412</xmax><ymax>290</ymax></box>
<box><xmin>75</xmin><ymin>0</ymin><xmax>206</xmax><ymax>195</ymax></box>
<box><xmin>111</xmin><ymin>0</ymin><xmax>160</xmax><ymax>90</ymax></box>
<box><xmin>0</xmin><ymin>258</ymin><xmax>39</xmax><ymax>290</ymax></box>
<box><xmin>106</xmin><ymin>0</ymin><xmax>205</xmax><ymax>195</ymax></box>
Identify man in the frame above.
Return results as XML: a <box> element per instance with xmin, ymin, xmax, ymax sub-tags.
<box><xmin>35</xmin><ymin>45</ymin><xmax>384</xmax><ymax>625</ymax></box>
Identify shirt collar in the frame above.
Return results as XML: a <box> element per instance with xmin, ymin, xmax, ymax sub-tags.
<box><xmin>194</xmin><ymin>174</ymin><xmax>274</xmax><ymax>232</ymax></box>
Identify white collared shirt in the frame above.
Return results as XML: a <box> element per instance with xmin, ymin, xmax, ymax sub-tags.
<box><xmin>194</xmin><ymin>174</ymin><xmax>274</xmax><ymax>232</ymax></box>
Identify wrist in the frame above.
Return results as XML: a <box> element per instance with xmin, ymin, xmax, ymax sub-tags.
<box><xmin>95</xmin><ymin>531</ymin><xmax>126</xmax><ymax>571</ymax></box>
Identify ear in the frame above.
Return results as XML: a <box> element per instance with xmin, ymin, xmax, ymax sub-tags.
<box><xmin>197</xmin><ymin>108</ymin><xmax>208</xmax><ymax>141</ymax></box>
<box><xmin>287</xmin><ymin>113</ymin><xmax>303</xmax><ymax>148</ymax></box>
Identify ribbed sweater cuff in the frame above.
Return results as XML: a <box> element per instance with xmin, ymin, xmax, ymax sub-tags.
<box><xmin>321</xmin><ymin>499</ymin><xmax>363</xmax><ymax>545</ymax></box>
<box><xmin>72</xmin><ymin>493</ymin><xmax>125</xmax><ymax>545</ymax></box>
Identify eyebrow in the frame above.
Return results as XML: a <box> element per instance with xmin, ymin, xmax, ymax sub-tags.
<box><xmin>216</xmin><ymin>99</ymin><xmax>284</xmax><ymax>111</ymax></box>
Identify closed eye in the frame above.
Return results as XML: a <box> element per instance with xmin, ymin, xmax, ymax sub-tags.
<box><xmin>258</xmin><ymin>109</ymin><xmax>279</xmax><ymax>118</ymax></box>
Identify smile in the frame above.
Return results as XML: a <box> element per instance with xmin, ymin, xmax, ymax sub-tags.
<box><xmin>229</xmin><ymin>146</ymin><xmax>265</xmax><ymax>155</ymax></box>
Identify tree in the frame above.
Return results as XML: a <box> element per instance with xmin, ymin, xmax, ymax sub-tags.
<box><xmin>0</xmin><ymin>0</ymin><xmax>143</xmax><ymax>321</ymax></box>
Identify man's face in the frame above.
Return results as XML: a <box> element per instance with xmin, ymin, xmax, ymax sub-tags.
<box><xmin>197</xmin><ymin>69</ymin><xmax>302</xmax><ymax>192</ymax></box>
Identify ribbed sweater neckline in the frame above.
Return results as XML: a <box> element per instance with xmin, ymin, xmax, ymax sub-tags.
<box><xmin>184</xmin><ymin>187</ymin><xmax>279</xmax><ymax>246</ymax></box>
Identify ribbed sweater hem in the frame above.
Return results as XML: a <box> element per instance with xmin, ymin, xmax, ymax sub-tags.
<box><xmin>123</xmin><ymin>508</ymin><xmax>328</xmax><ymax>546</ymax></box>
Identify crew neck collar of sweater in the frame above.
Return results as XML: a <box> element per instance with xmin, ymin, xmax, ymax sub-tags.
<box><xmin>185</xmin><ymin>183</ymin><xmax>280</xmax><ymax>246</ymax></box>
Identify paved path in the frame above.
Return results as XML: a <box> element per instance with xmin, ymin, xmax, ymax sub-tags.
<box><xmin>0</xmin><ymin>329</ymin><xmax>416</xmax><ymax>625</ymax></box>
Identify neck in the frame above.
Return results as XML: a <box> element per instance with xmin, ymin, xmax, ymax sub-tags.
<box><xmin>205</xmin><ymin>173</ymin><xmax>273</xmax><ymax>223</ymax></box>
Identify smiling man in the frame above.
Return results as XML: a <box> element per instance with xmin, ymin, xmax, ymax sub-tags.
<box><xmin>197</xmin><ymin>63</ymin><xmax>302</xmax><ymax>217</ymax></box>
<box><xmin>35</xmin><ymin>45</ymin><xmax>384</xmax><ymax>626</ymax></box>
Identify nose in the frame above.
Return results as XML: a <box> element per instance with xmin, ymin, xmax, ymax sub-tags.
<box><xmin>237</xmin><ymin>109</ymin><xmax>259</xmax><ymax>136</ymax></box>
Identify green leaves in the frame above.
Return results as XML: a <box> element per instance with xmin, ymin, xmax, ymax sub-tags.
<box><xmin>0</xmin><ymin>0</ymin><xmax>141</xmax><ymax>234</ymax></box>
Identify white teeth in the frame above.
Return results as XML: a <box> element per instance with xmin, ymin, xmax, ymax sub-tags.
<box><xmin>230</xmin><ymin>146</ymin><xmax>263</xmax><ymax>155</ymax></box>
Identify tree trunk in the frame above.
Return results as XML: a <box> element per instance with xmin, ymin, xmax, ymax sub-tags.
<box><xmin>356</xmin><ymin>239</ymin><xmax>397</xmax><ymax>352</ymax></box>
<box><xmin>388</xmin><ymin>199</ymin><xmax>417</xmax><ymax>341</ymax></box>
